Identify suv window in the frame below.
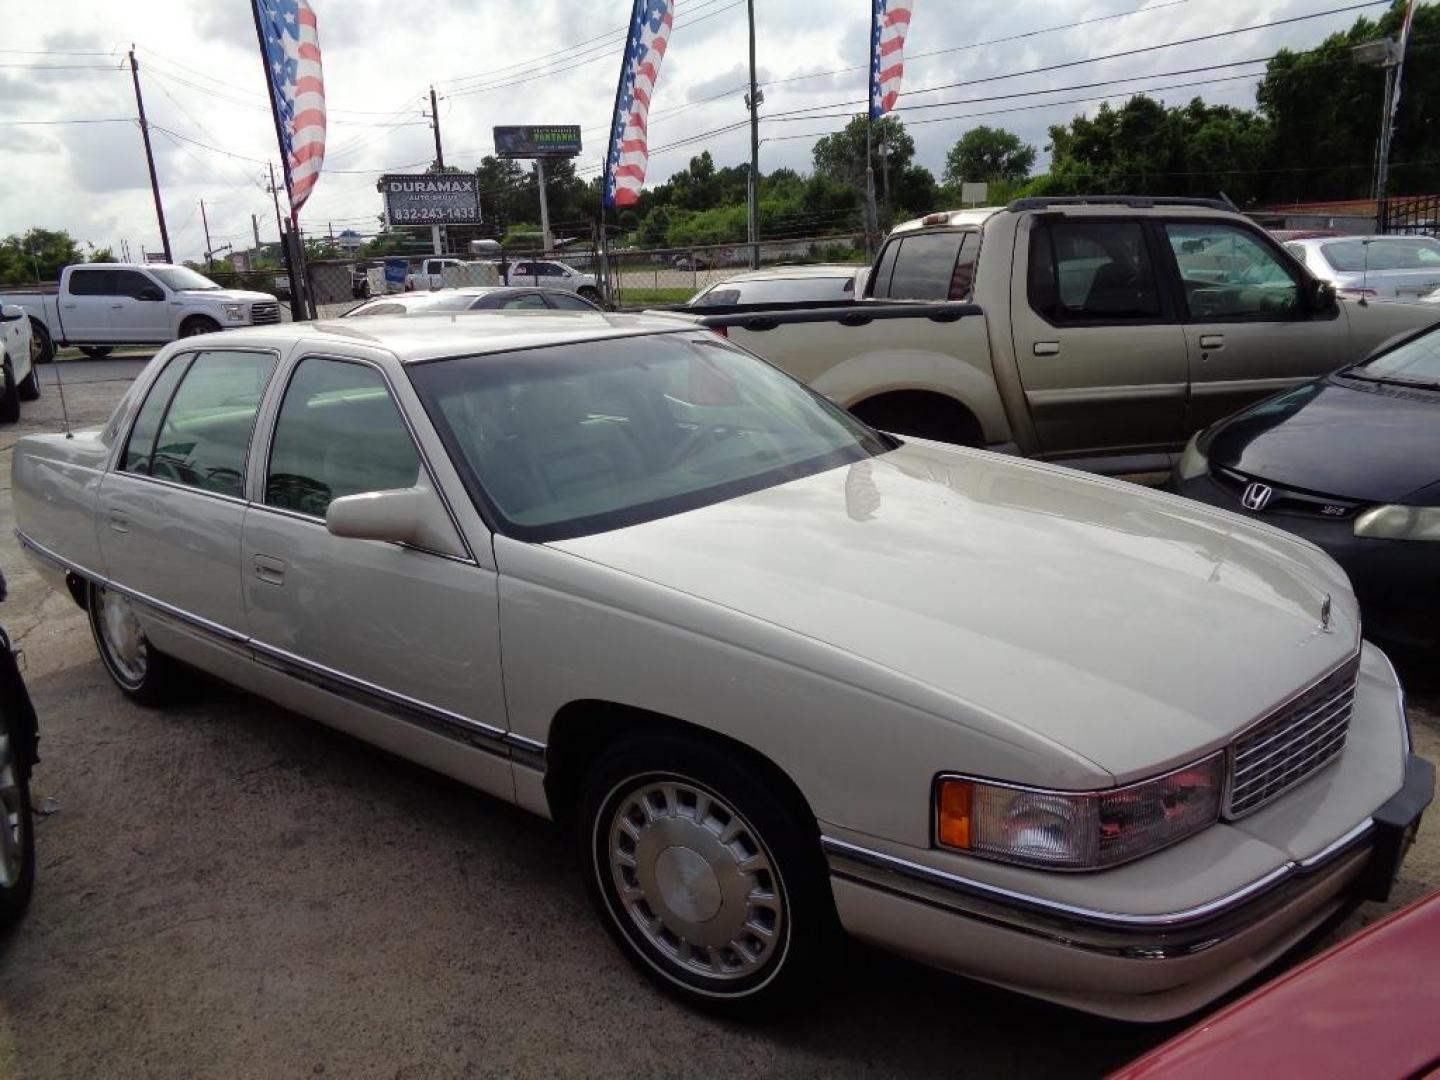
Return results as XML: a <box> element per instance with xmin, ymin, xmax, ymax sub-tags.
<box><xmin>121</xmin><ymin>354</ymin><xmax>193</xmax><ymax>474</ymax></box>
<box><xmin>146</xmin><ymin>351</ymin><xmax>277</xmax><ymax>497</ymax></box>
<box><xmin>1029</xmin><ymin>221</ymin><xmax>1161</xmax><ymax>321</ymax></box>
<box><xmin>265</xmin><ymin>357</ymin><xmax>421</xmax><ymax>517</ymax></box>
<box><xmin>111</xmin><ymin>269</ymin><xmax>156</xmax><ymax>299</ymax></box>
<box><xmin>1165</xmin><ymin>222</ymin><xmax>1299</xmax><ymax>319</ymax></box>
<box><xmin>68</xmin><ymin>268</ymin><xmax>110</xmax><ymax>296</ymax></box>
<box><xmin>879</xmin><ymin>232</ymin><xmax>976</xmax><ymax>300</ymax></box>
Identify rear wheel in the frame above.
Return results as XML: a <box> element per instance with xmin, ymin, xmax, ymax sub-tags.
<box><xmin>28</xmin><ymin>319</ymin><xmax>52</xmax><ymax>365</ymax></box>
<box><xmin>0</xmin><ymin>359</ymin><xmax>20</xmax><ymax>424</ymax></box>
<box><xmin>577</xmin><ymin>735</ymin><xmax>838</xmax><ymax>1018</ymax></box>
<box><xmin>0</xmin><ymin>702</ymin><xmax>36</xmax><ymax>928</ymax></box>
<box><xmin>86</xmin><ymin>582</ymin><xmax>182</xmax><ymax>705</ymax></box>
<box><xmin>79</xmin><ymin>346</ymin><xmax>113</xmax><ymax>359</ymax></box>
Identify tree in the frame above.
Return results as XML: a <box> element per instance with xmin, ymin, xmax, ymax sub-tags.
<box><xmin>87</xmin><ymin>244</ymin><xmax>116</xmax><ymax>263</ymax></box>
<box><xmin>813</xmin><ymin>114</ymin><xmax>916</xmax><ymax>192</ymax></box>
<box><xmin>943</xmin><ymin>126</ymin><xmax>1036</xmax><ymax>186</ymax></box>
<box><xmin>0</xmin><ymin>228</ymin><xmax>84</xmax><ymax>285</ymax></box>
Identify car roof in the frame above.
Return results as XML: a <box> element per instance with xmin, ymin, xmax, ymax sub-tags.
<box><xmin>210</xmin><ymin>310</ymin><xmax>689</xmax><ymax>363</ymax></box>
<box><xmin>705</xmin><ymin>263</ymin><xmax>862</xmax><ymax>284</ymax></box>
<box><xmin>1288</xmin><ymin>234</ymin><xmax>1440</xmax><ymax>246</ymax></box>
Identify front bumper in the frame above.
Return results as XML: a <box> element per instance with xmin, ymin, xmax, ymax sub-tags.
<box><xmin>825</xmin><ymin>756</ymin><xmax>1431</xmax><ymax>1021</ymax></box>
<box><xmin>1174</xmin><ymin>470</ymin><xmax>1440</xmax><ymax>644</ymax></box>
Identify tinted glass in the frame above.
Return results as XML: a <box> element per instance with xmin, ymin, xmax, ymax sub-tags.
<box><xmin>266</xmin><ymin>358</ymin><xmax>421</xmax><ymax>516</ymax></box>
<box><xmin>68</xmin><ymin>268</ymin><xmax>110</xmax><ymax>296</ymax></box>
<box><xmin>149</xmin><ymin>351</ymin><xmax>276</xmax><ymax>497</ymax></box>
<box><xmin>408</xmin><ymin>333</ymin><xmax>887</xmax><ymax>541</ymax></box>
<box><xmin>1165</xmin><ymin>222</ymin><xmax>1298</xmax><ymax>318</ymax></box>
<box><xmin>869</xmin><ymin>240</ymin><xmax>901</xmax><ymax>297</ymax></box>
<box><xmin>1321</xmin><ymin>238</ymin><xmax>1440</xmax><ymax>272</ymax></box>
<box><xmin>1358</xmin><ymin>326</ymin><xmax>1440</xmax><ymax>386</ymax></box>
<box><xmin>1030</xmin><ymin>221</ymin><xmax>1161</xmax><ymax>320</ymax></box>
<box><xmin>883</xmin><ymin>232</ymin><xmax>969</xmax><ymax>300</ymax></box>
<box><xmin>148</xmin><ymin>267</ymin><xmax>220</xmax><ymax>291</ymax></box>
<box><xmin>501</xmin><ymin>293</ymin><xmax>548</xmax><ymax>309</ymax></box>
<box><xmin>546</xmin><ymin>292</ymin><xmax>599</xmax><ymax>311</ymax></box>
<box><xmin>121</xmin><ymin>355</ymin><xmax>193</xmax><ymax>474</ymax></box>
<box><xmin>536</xmin><ymin>264</ymin><xmax>564</xmax><ymax>277</ymax></box>
<box><xmin>112</xmin><ymin>270</ymin><xmax>157</xmax><ymax>299</ymax></box>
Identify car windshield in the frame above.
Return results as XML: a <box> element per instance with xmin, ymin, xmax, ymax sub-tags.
<box><xmin>148</xmin><ymin>266</ymin><xmax>222</xmax><ymax>291</ymax></box>
<box><xmin>1354</xmin><ymin>326</ymin><xmax>1440</xmax><ymax>388</ymax></box>
<box><xmin>407</xmin><ymin>332</ymin><xmax>889</xmax><ymax>540</ymax></box>
<box><xmin>1319</xmin><ymin>238</ymin><xmax>1440</xmax><ymax>272</ymax></box>
<box><xmin>693</xmin><ymin>275</ymin><xmax>855</xmax><ymax>306</ymax></box>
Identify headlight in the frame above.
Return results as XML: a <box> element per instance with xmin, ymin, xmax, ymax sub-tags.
<box><xmin>223</xmin><ymin>303</ymin><xmax>246</xmax><ymax>321</ymax></box>
<box><xmin>1177</xmin><ymin>433</ymin><xmax>1209</xmax><ymax>481</ymax></box>
<box><xmin>936</xmin><ymin>755</ymin><xmax>1224</xmax><ymax>870</ymax></box>
<box><xmin>1354</xmin><ymin>505</ymin><xmax>1440</xmax><ymax>541</ymax></box>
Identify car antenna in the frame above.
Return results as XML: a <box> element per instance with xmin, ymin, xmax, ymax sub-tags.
<box><xmin>52</xmin><ymin>355</ymin><xmax>73</xmax><ymax>438</ymax></box>
<box><xmin>1360</xmin><ymin>238</ymin><xmax>1373</xmax><ymax>306</ymax></box>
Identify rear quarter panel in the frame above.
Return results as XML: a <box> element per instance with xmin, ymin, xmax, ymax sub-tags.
<box><xmin>12</xmin><ymin>431</ymin><xmax>112</xmax><ymax>582</ymax></box>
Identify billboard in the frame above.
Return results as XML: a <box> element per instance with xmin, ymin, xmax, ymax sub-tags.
<box><xmin>380</xmin><ymin>174</ymin><xmax>482</xmax><ymax>226</ymax></box>
<box><xmin>494</xmin><ymin>125</ymin><xmax>582</xmax><ymax>159</ymax></box>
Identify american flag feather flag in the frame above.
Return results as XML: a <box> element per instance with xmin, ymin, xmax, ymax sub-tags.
<box><xmin>256</xmin><ymin>0</ymin><xmax>327</xmax><ymax>215</ymax></box>
<box><xmin>604</xmin><ymin>0</ymin><xmax>674</xmax><ymax>209</ymax></box>
<box><xmin>869</xmin><ymin>0</ymin><xmax>915</xmax><ymax>119</ymax></box>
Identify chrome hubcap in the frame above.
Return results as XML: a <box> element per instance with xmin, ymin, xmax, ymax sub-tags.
<box><xmin>607</xmin><ymin>780</ymin><xmax>784</xmax><ymax>981</ymax></box>
<box><xmin>0</xmin><ymin>732</ymin><xmax>23</xmax><ymax>888</ymax></box>
<box><xmin>98</xmin><ymin>588</ymin><xmax>148</xmax><ymax>685</ymax></box>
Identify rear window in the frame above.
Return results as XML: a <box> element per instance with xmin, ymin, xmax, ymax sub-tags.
<box><xmin>873</xmin><ymin>232</ymin><xmax>977</xmax><ymax>301</ymax></box>
<box><xmin>1321</xmin><ymin>238</ymin><xmax>1440</xmax><ymax>272</ymax></box>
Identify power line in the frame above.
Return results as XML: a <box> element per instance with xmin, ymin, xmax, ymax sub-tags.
<box><xmin>0</xmin><ymin>117</ymin><xmax>135</xmax><ymax>125</ymax></box>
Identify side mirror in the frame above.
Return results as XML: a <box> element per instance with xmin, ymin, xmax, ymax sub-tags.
<box><xmin>325</xmin><ymin>484</ymin><xmax>466</xmax><ymax>558</ymax></box>
<box><xmin>0</xmin><ymin>305</ymin><xmax>23</xmax><ymax>323</ymax></box>
<box><xmin>1309</xmin><ymin>279</ymin><xmax>1337</xmax><ymax>312</ymax></box>
<box><xmin>138</xmin><ymin>286</ymin><xmax>164</xmax><ymax>302</ymax></box>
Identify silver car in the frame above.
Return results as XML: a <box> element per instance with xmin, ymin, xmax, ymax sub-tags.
<box><xmin>10</xmin><ymin>314</ymin><xmax>1429</xmax><ymax>1021</ymax></box>
<box><xmin>1285</xmin><ymin>235</ymin><xmax>1440</xmax><ymax>300</ymax></box>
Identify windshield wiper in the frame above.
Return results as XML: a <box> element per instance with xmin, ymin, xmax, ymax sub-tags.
<box><xmin>1344</xmin><ymin>369</ymin><xmax>1440</xmax><ymax>391</ymax></box>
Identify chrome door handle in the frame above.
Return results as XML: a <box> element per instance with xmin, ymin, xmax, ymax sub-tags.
<box><xmin>253</xmin><ymin>554</ymin><xmax>286</xmax><ymax>586</ymax></box>
<box><xmin>1199</xmin><ymin>334</ymin><xmax>1225</xmax><ymax>350</ymax></box>
<box><xmin>107</xmin><ymin>509</ymin><xmax>128</xmax><ymax>532</ymax></box>
<box><xmin>1033</xmin><ymin>341</ymin><xmax>1060</xmax><ymax>357</ymax></box>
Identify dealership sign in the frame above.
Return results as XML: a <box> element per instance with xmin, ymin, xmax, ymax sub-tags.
<box><xmin>380</xmin><ymin>174</ymin><xmax>482</xmax><ymax>226</ymax></box>
<box><xmin>494</xmin><ymin>125</ymin><xmax>582</xmax><ymax>159</ymax></box>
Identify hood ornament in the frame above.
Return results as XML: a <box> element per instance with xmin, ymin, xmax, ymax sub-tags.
<box><xmin>1319</xmin><ymin>594</ymin><xmax>1334</xmax><ymax>634</ymax></box>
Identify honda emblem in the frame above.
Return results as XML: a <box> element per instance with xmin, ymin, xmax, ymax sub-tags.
<box><xmin>1240</xmin><ymin>482</ymin><xmax>1273</xmax><ymax>511</ymax></box>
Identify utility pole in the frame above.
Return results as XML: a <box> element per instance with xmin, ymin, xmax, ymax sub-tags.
<box><xmin>536</xmin><ymin>159</ymin><xmax>552</xmax><ymax>252</ymax></box>
<box><xmin>266</xmin><ymin>162</ymin><xmax>285</xmax><ymax>242</ymax></box>
<box><xmin>128</xmin><ymin>46</ymin><xmax>172</xmax><ymax>262</ymax></box>
<box><xmin>745</xmin><ymin>0</ymin><xmax>762</xmax><ymax>269</ymax></box>
<box><xmin>252</xmin><ymin>214</ymin><xmax>262</xmax><ymax>252</ymax></box>
<box><xmin>879</xmin><ymin>138</ymin><xmax>891</xmax><ymax>216</ymax></box>
<box><xmin>200</xmin><ymin>200</ymin><xmax>213</xmax><ymax>269</ymax></box>
<box><xmin>426</xmin><ymin>86</ymin><xmax>446</xmax><ymax>255</ymax></box>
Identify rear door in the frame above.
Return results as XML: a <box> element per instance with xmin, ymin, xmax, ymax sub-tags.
<box><xmin>62</xmin><ymin>267</ymin><xmax>113</xmax><ymax>341</ymax></box>
<box><xmin>1160</xmin><ymin>219</ymin><xmax>1350</xmax><ymax>433</ymax></box>
<box><xmin>1009</xmin><ymin>216</ymin><xmax>1187</xmax><ymax>460</ymax></box>
<box><xmin>107</xmin><ymin>269</ymin><xmax>171</xmax><ymax>342</ymax></box>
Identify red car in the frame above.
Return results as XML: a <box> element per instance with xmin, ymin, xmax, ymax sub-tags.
<box><xmin>1113</xmin><ymin>888</ymin><xmax>1440</xmax><ymax>1079</ymax></box>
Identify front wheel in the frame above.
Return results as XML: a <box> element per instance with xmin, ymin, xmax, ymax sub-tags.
<box><xmin>179</xmin><ymin>316</ymin><xmax>221</xmax><ymax>338</ymax></box>
<box><xmin>28</xmin><ymin>319</ymin><xmax>53</xmax><ymax>366</ymax></box>
<box><xmin>577</xmin><ymin>735</ymin><xmax>838</xmax><ymax>1018</ymax></box>
<box><xmin>86</xmin><ymin>582</ymin><xmax>182</xmax><ymax>705</ymax></box>
<box><xmin>0</xmin><ymin>698</ymin><xmax>36</xmax><ymax>927</ymax></box>
<box><xmin>17</xmin><ymin>361</ymin><xmax>40</xmax><ymax>402</ymax></box>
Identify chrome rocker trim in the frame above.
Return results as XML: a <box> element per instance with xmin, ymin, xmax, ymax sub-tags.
<box><xmin>16</xmin><ymin>528</ymin><xmax>545</xmax><ymax>770</ymax></box>
<box><xmin>821</xmin><ymin>821</ymin><xmax>1375</xmax><ymax>961</ymax></box>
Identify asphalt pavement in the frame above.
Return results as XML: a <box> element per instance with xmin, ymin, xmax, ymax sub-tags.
<box><xmin>0</xmin><ymin>356</ymin><xmax>1434</xmax><ymax>1080</ymax></box>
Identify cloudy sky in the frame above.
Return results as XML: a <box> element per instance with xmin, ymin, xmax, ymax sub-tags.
<box><xmin>0</xmin><ymin>0</ymin><xmax>1390</xmax><ymax>262</ymax></box>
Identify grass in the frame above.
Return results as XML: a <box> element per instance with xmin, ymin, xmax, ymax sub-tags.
<box><xmin>615</xmin><ymin>287</ymin><xmax>695</xmax><ymax>307</ymax></box>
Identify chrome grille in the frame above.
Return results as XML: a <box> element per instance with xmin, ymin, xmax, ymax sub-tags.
<box><xmin>1223</xmin><ymin>658</ymin><xmax>1359</xmax><ymax>819</ymax></box>
<box><xmin>249</xmin><ymin>301</ymin><xmax>281</xmax><ymax>325</ymax></box>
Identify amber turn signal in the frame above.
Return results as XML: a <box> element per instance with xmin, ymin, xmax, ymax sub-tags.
<box><xmin>936</xmin><ymin>779</ymin><xmax>973</xmax><ymax>849</ymax></box>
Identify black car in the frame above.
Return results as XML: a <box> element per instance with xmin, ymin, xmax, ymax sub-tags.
<box><xmin>1174</xmin><ymin>322</ymin><xmax>1440</xmax><ymax>643</ymax></box>
<box><xmin>0</xmin><ymin>567</ymin><xmax>39</xmax><ymax>926</ymax></box>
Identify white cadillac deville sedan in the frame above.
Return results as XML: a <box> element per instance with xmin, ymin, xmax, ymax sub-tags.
<box><xmin>11</xmin><ymin>313</ymin><xmax>1431</xmax><ymax>1021</ymax></box>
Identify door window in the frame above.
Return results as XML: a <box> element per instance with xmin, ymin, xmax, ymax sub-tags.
<box><xmin>1164</xmin><ymin>222</ymin><xmax>1300</xmax><ymax>319</ymax></box>
<box><xmin>512</xmin><ymin>264</ymin><xmax>532</xmax><ymax>276</ymax></box>
<box><xmin>265</xmin><ymin>357</ymin><xmax>421</xmax><ymax>517</ymax></box>
<box><xmin>68</xmin><ymin>268</ymin><xmax>111</xmax><ymax>296</ymax></box>
<box><xmin>147</xmin><ymin>351</ymin><xmax>277</xmax><ymax>497</ymax></box>
<box><xmin>1028</xmin><ymin>221</ymin><xmax>1161</xmax><ymax>322</ymax></box>
<box><xmin>878</xmin><ymin>232</ymin><xmax>976</xmax><ymax>300</ymax></box>
<box><xmin>121</xmin><ymin>354</ymin><xmax>194</xmax><ymax>474</ymax></box>
<box><xmin>111</xmin><ymin>270</ymin><xmax>157</xmax><ymax>299</ymax></box>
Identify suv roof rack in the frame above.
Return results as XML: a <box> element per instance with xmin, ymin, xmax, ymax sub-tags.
<box><xmin>1007</xmin><ymin>196</ymin><xmax>1238</xmax><ymax>212</ymax></box>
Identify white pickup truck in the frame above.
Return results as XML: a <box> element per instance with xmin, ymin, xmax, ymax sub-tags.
<box><xmin>5</xmin><ymin>263</ymin><xmax>279</xmax><ymax>362</ymax></box>
<box><xmin>690</xmin><ymin>197</ymin><xmax>1440</xmax><ymax>475</ymax></box>
<box><xmin>404</xmin><ymin>258</ymin><xmax>503</xmax><ymax>292</ymax></box>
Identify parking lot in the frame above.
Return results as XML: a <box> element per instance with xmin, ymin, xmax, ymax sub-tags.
<box><xmin>0</xmin><ymin>354</ymin><xmax>1436</xmax><ymax>1080</ymax></box>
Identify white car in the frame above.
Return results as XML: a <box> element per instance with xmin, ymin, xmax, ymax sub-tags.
<box><xmin>10</xmin><ymin>314</ymin><xmax>1428</xmax><ymax>1022</ymax></box>
<box><xmin>0</xmin><ymin>303</ymin><xmax>41</xmax><ymax>421</ymax></box>
<box><xmin>688</xmin><ymin>264</ymin><xmax>866</xmax><ymax>307</ymax></box>
<box><xmin>343</xmin><ymin>287</ymin><xmax>602</xmax><ymax>317</ymax></box>
<box><xmin>503</xmin><ymin>259</ymin><xmax>603</xmax><ymax>304</ymax></box>
<box><xmin>1284</xmin><ymin>235</ymin><xmax>1440</xmax><ymax>301</ymax></box>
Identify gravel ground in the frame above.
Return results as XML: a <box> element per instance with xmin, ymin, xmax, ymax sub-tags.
<box><xmin>0</xmin><ymin>356</ymin><xmax>1434</xmax><ymax>1080</ymax></box>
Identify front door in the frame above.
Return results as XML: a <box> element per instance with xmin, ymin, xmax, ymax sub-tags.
<box><xmin>239</xmin><ymin>353</ymin><xmax>511</xmax><ymax>788</ymax></box>
<box><xmin>107</xmin><ymin>268</ymin><xmax>172</xmax><ymax>342</ymax></box>
<box><xmin>62</xmin><ymin>266</ymin><xmax>113</xmax><ymax>342</ymax></box>
<box><xmin>1160</xmin><ymin>219</ymin><xmax>1352</xmax><ymax>434</ymax></box>
<box><xmin>97</xmin><ymin>347</ymin><xmax>279</xmax><ymax>636</ymax></box>
<box><xmin>1009</xmin><ymin>216</ymin><xmax>1188</xmax><ymax>461</ymax></box>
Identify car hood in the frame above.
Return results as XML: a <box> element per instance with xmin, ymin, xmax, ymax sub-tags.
<box><xmin>551</xmin><ymin>442</ymin><xmax>1358</xmax><ymax>782</ymax></box>
<box><xmin>1205</xmin><ymin>377</ymin><xmax>1440</xmax><ymax>503</ymax></box>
